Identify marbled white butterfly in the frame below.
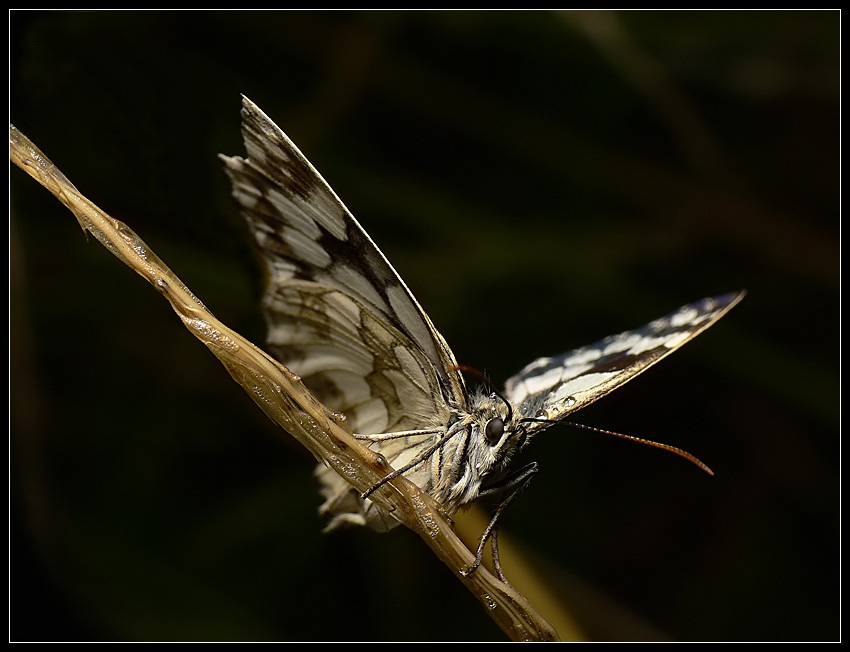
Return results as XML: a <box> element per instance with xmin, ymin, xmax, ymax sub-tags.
<box><xmin>220</xmin><ymin>97</ymin><xmax>743</xmax><ymax>570</ymax></box>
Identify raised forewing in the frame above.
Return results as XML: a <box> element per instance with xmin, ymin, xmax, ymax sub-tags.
<box><xmin>505</xmin><ymin>292</ymin><xmax>745</xmax><ymax>433</ymax></box>
<box><xmin>220</xmin><ymin>97</ymin><xmax>467</xmax><ymax>434</ymax></box>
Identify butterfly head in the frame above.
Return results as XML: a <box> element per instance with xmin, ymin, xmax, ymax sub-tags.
<box><xmin>452</xmin><ymin>390</ymin><xmax>531</xmax><ymax>501</ymax></box>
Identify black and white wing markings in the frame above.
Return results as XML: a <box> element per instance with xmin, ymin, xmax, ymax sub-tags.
<box><xmin>220</xmin><ymin>97</ymin><xmax>744</xmax><ymax>539</ymax></box>
<box><xmin>220</xmin><ymin>97</ymin><xmax>467</xmax><ymax>439</ymax></box>
<box><xmin>505</xmin><ymin>291</ymin><xmax>746</xmax><ymax>435</ymax></box>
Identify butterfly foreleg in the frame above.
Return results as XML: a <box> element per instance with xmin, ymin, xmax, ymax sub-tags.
<box><xmin>461</xmin><ymin>461</ymin><xmax>539</xmax><ymax>580</ymax></box>
<box><xmin>359</xmin><ymin>419</ymin><xmax>470</xmax><ymax>500</ymax></box>
<box><xmin>352</xmin><ymin>428</ymin><xmax>444</xmax><ymax>442</ymax></box>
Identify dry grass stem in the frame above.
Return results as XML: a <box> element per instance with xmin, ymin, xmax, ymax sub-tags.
<box><xmin>10</xmin><ymin>123</ymin><xmax>560</xmax><ymax>642</ymax></box>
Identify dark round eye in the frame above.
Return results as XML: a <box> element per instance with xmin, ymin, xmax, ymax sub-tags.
<box><xmin>484</xmin><ymin>417</ymin><xmax>504</xmax><ymax>445</ymax></box>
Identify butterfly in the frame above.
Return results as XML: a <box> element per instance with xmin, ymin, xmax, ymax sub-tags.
<box><xmin>220</xmin><ymin>96</ymin><xmax>744</xmax><ymax>574</ymax></box>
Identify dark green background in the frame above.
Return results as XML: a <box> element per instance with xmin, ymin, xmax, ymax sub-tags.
<box><xmin>10</xmin><ymin>10</ymin><xmax>838</xmax><ymax>642</ymax></box>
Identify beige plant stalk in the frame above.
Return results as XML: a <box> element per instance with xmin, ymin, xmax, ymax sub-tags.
<box><xmin>10</xmin><ymin>123</ymin><xmax>564</xmax><ymax>642</ymax></box>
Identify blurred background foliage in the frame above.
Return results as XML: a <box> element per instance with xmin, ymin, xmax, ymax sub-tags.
<box><xmin>10</xmin><ymin>10</ymin><xmax>838</xmax><ymax>642</ymax></box>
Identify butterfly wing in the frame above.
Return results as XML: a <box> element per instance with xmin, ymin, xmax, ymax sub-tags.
<box><xmin>220</xmin><ymin>97</ymin><xmax>467</xmax><ymax>435</ymax></box>
<box><xmin>505</xmin><ymin>292</ymin><xmax>745</xmax><ymax>433</ymax></box>
<box><xmin>220</xmin><ymin>98</ymin><xmax>468</xmax><ymax>530</ymax></box>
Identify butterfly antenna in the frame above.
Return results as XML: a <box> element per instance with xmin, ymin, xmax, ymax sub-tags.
<box><xmin>451</xmin><ymin>364</ymin><xmax>513</xmax><ymax>423</ymax></box>
<box><xmin>520</xmin><ymin>418</ymin><xmax>714</xmax><ymax>475</ymax></box>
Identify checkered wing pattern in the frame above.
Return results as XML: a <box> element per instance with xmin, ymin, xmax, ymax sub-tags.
<box><xmin>505</xmin><ymin>292</ymin><xmax>745</xmax><ymax>435</ymax></box>
<box><xmin>221</xmin><ymin>96</ymin><xmax>743</xmax><ymax>533</ymax></box>
<box><xmin>220</xmin><ymin>98</ymin><xmax>467</xmax><ymax>439</ymax></box>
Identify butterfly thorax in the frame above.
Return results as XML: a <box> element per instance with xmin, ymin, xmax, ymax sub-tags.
<box><xmin>433</xmin><ymin>390</ymin><xmax>527</xmax><ymax>509</ymax></box>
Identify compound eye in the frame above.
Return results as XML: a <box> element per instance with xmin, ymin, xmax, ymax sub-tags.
<box><xmin>484</xmin><ymin>417</ymin><xmax>504</xmax><ymax>446</ymax></box>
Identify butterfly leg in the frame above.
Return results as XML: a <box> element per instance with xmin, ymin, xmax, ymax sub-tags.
<box><xmin>489</xmin><ymin>519</ymin><xmax>510</xmax><ymax>586</ymax></box>
<box><xmin>359</xmin><ymin>422</ymin><xmax>467</xmax><ymax>500</ymax></box>
<box><xmin>461</xmin><ymin>462</ymin><xmax>538</xmax><ymax>579</ymax></box>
